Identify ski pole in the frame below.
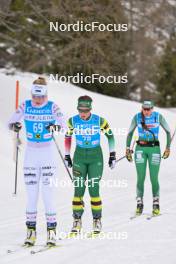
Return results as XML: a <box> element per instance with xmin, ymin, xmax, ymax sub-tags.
<box><xmin>52</xmin><ymin>134</ymin><xmax>84</xmax><ymax>207</ymax></box>
<box><xmin>116</xmin><ymin>155</ymin><xmax>127</xmax><ymax>163</ymax></box>
<box><xmin>171</xmin><ymin>126</ymin><xmax>176</xmax><ymax>143</ymax></box>
<box><xmin>116</xmin><ymin>137</ymin><xmax>137</xmax><ymax>163</ymax></box>
<box><xmin>13</xmin><ymin>80</ymin><xmax>20</xmax><ymax>195</ymax></box>
<box><xmin>161</xmin><ymin>127</ymin><xmax>176</xmax><ymax>159</ymax></box>
<box><xmin>13</xmin><ymin>132</ymin><xmax>20</xmax><ymax>195</ymax></box>
<box><xmin>116</xmin><ymin>152</ymin><xmax>133</xmax><ymax>163</ymax></box>
<box><xmin>52</xmin><ymin>134</ymin><xmax>73</xmax><ymax>182</ymax></box>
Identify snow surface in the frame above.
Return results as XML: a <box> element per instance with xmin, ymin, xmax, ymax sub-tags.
<box><xmin>0</xmin><ymin>72</ymin><xmax>176</xmax><ymax>264</ymax></box>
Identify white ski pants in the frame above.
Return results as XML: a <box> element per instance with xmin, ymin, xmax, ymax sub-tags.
<box><xmin>23</xmin><ymin>143</ymin><xmax>58</xmax><ymax>226</ymax></box>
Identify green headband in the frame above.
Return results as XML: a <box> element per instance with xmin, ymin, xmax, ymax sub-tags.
<box><xmin>77</xmin><ymin>99</ymin><xmax>92</xmax><ymax>109</ymax></box>
<box><xmin>142</xmin><ymin>100</ymin><xmax>154</xmax><ymax>109</ymax></box>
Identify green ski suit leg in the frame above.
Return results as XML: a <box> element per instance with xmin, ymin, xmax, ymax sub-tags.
<box><xmin>135</xmin><ymin>146</ymin><xmax>147</xmax><ymax>198</ymax></box>
<box><xmin>135</xmin><ymin>145</ymin><xmax>161</xmax><ymax>198</ymax></box>
<box><xmin>148</xmin><ymin>147</ymin><xmax>161</xmax><ymax>197</ymax></box>
<box><xmin>72</xmin><ymin>146</ymin><xmax>103</xmax><ymax>219</ymax></box>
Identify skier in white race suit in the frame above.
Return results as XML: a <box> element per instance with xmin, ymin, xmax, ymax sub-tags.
<box><xmin>8</xmin><ymin>77</ymin><xmax>67</xmax><ymax>246</ymax></box>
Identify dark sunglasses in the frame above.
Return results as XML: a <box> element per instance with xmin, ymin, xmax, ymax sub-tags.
<box><xmin>78</xmin><ymin>109</ymin><xmax>90</xmax><ymax>113</ymax></box>
<box><xmin>143</xmin><ymin>108</ymin><xmax>152</xmax><ymax>111</ymax></box>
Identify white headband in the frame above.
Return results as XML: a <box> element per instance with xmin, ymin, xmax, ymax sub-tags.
<box><xmin>31</xmin><ymin>84</ymin><xmax>47</xmax><ymax>97</ymax></box>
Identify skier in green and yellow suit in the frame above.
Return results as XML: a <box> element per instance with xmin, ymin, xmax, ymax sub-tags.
<box><xmin>126</xmin><ymin>100</ymin><xmax>171</xmax><ymax>216</ymax></box>
<box><xmin>64</xmin><ymin>95</ymin><xmax>116</xmax><ymax>234</ymax></box>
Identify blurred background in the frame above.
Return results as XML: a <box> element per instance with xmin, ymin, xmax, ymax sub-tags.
<box><xmin>0</xmin><ymin>0</ymin><xmax>176</xmax><ymax>107</ymax></box>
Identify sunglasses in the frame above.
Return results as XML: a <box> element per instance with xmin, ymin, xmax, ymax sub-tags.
<box><xmin>143</xmin><ymin>108</ymin><xmax>152</xmax><ymax>111</ymax></box>
<box><xmin>32</xmin><ymin>95</ymin><xmax>46</xmax><ymax>99</ymax></box>
<box><xmin>78</xmin><ymin>109</ymin><xmax>91</xmax><ymax>113</ymax></box>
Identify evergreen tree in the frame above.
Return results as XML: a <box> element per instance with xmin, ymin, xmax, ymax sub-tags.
<box><xmin>0</xmin><ymin>0</ymin><xmax>129</xmax><ymax>98</ymax></box>
<box><xmin>156</xmin><ymin>33</ymin><xmax>176</xmax><ymax>107</ymax></box>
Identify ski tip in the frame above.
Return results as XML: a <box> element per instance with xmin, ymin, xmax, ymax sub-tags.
<box><xmin>30</xmin><ymin>244</ymin><xmax>61</xmax><ymax>255</ymax></box>
<box><xmin>146</xmin><ymin>213</ymin><xmax>162</xmax><ymax>220</ymax></box>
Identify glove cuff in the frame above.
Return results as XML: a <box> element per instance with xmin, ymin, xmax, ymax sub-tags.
<box><xmin>65</xmin><ymin>154</ymin><xmax>71</xmax><ymax>158</ymax></box>
<box><xmin>110</xmin><ymin>151</ymin><xmax>116</xmax><ymax>159</ymax></box>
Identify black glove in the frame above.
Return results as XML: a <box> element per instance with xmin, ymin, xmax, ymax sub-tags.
<box><xmin>46</xmin><ymin>123</ymin><xmax>61</xmax><ymax>132</ymax></box>
<box><xmin>108</xmin><ymin>151</ymin><xmax>116</xmax><ymax>169</ymax></box>
<box><xmin>11</xmin><ymin>122</ymin><xmax>22</xmax><ymax>132</ymax></box>
<box><xmin>65</xmin><ymin>155</ymin><xmax>72</xmax><ymax>168</ymax></box>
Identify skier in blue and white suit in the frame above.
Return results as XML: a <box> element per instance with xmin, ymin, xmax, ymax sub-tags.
<box><xmin>8</xmin><ymin>77</ymin><xmax>67</xmax><ymax>246</ymax></box>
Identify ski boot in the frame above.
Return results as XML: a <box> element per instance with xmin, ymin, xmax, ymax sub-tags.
<box><xmin>136</xmin><ymin>197</ymin><xmax>143</xmax><ymax>215</ymax></box>
<box><xmin>152</xmin><ymin>197</ymin><xmax>160</xmax><ymax>216</ymax></box>
<box><xmin>47</xmin><ymin>227</ymin><xmax>57</xmax><ymax>246</ymax></box>
<box><xmin>71</xmin><ymin>217</ymin><xmax>82</xmax><ymax>234</ymax></box>
<box><xmin>93</xmin><ymin>218</ymin><xmax>102</xmax><ymax>234</ymax></box>
<box><xmin>24</xmin><ymin>227</ymin><xmax>36</xmax><ymax>246</ymax></box>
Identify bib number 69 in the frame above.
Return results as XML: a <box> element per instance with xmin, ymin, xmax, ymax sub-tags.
<box><xmin>33</xmin><ymin>123</ymin><xmax>43</xmax><ymax>133</ymax></box>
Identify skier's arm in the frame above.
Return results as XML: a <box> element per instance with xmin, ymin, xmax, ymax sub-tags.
<box><xmin>159</xmin><ymin>114</ymin><xmax>171</xmax><ymax>149</ymax></box>
<box><xmin>52</xmin><ymin>103</ymin><xmax>67</xmax><ymax>131</ymax></box>
<box><xmin>8</xmin><ymin>102</ymin><xmax>25</xmax><ymax>130</ymax></box>
<box><xmin>100</xmin><ymin>117</ymin><xmax>115</xmax><ymax>153</ymax></box>
<box><xmin>126</xmin><ymin>115</ymin><xmax>137</xmax><ymax>148</ymax></box>
<box><xmin>65</xmin><ymin>118</ymin><xmax>74</xmax><ymax>155</ymax></box>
